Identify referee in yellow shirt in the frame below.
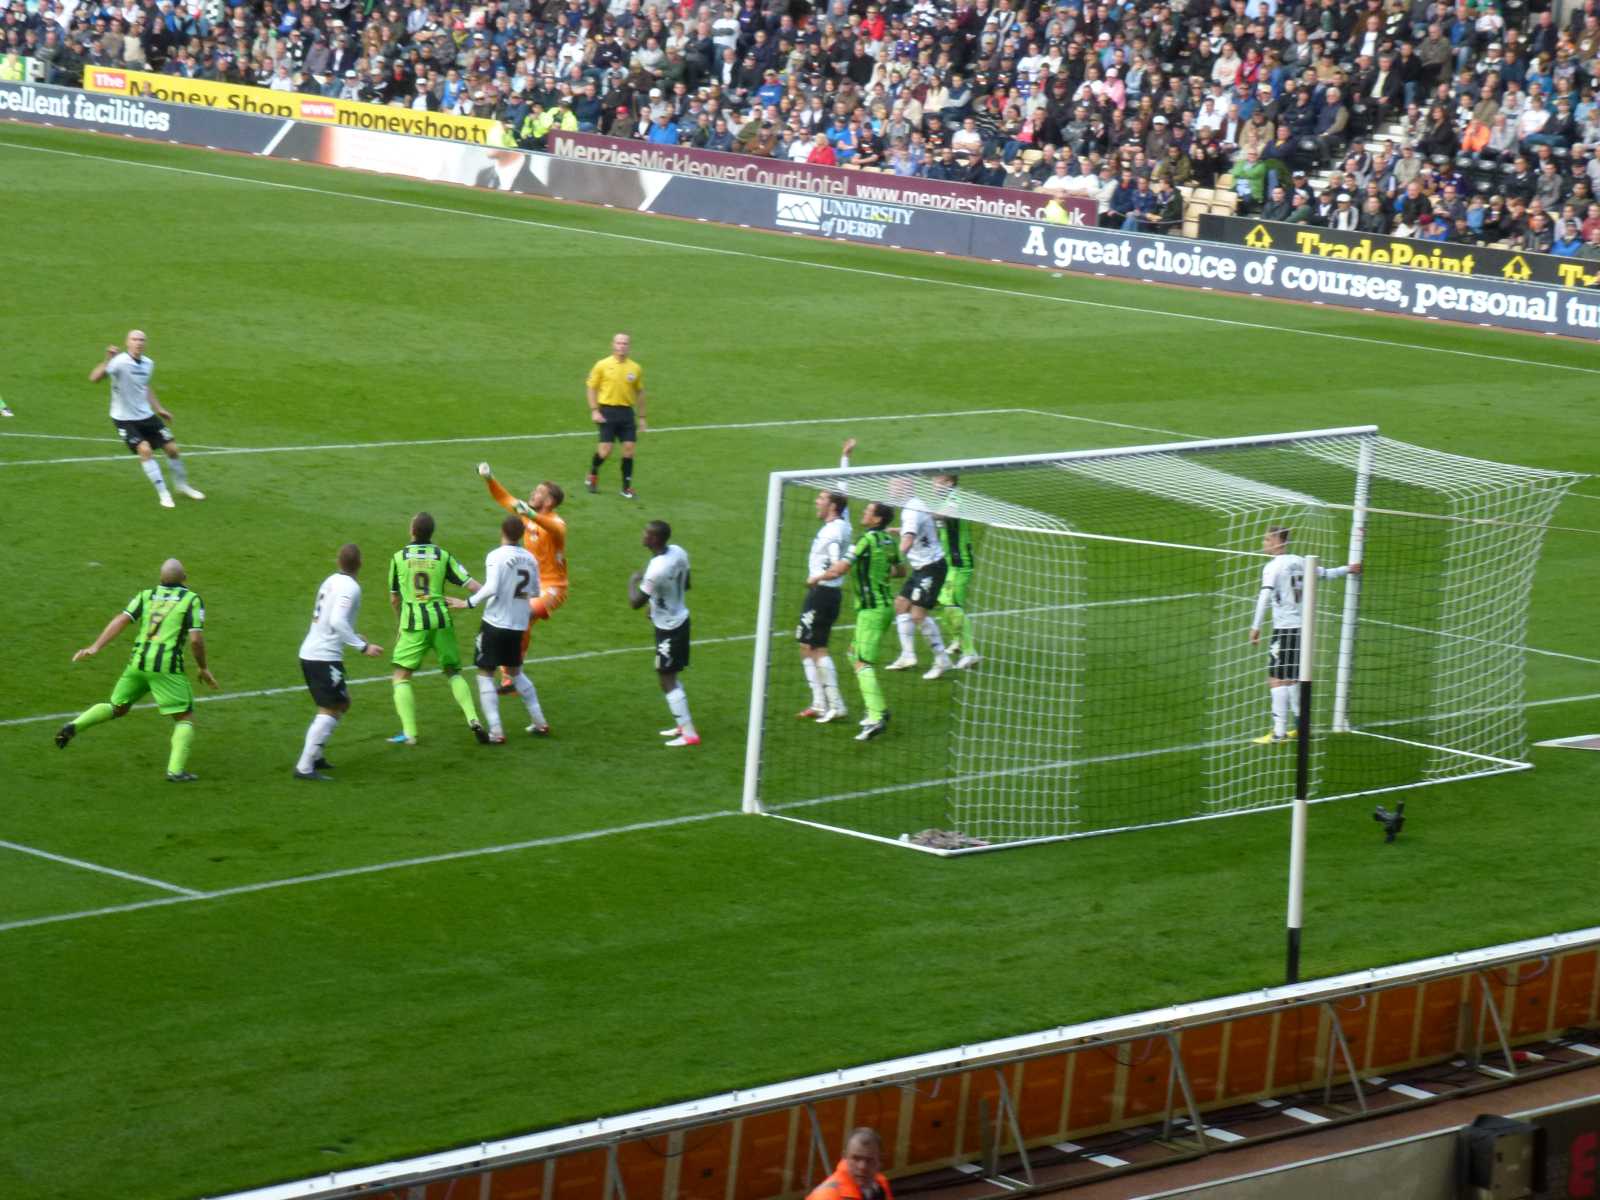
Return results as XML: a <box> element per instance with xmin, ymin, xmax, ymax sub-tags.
<box><xmin>584</xmin><ymin>332</ymin><xmax>647</xmax><ymax>499</ymax></box>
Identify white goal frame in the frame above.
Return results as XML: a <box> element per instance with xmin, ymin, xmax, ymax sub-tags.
<box><xmin>740</xmin><ymin>425</ymin><xmax>1563</xmax><ymax>855</ymax></box>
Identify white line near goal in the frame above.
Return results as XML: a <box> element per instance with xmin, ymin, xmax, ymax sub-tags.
<box><xmin>6</xmin><ymin>687</ymin><xmax>1596</xmax><ymax>933</ymax></box>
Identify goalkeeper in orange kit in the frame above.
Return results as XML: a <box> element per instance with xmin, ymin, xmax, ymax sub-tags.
<box><xmin>478</xmin><ymin>463</ymin><xmax>568</xmax><ymax>692</ymax></box>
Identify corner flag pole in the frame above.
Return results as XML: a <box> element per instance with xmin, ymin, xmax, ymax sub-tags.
<box><xmin>1286</xmin><ymin>556</ymin><xmax>1319</xmax><ymax>986</ymax></box>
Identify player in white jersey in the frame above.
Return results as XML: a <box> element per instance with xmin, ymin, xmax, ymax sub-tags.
<box><xmin>446</xmin><ymin>514</ymin><xmax>549</xmax><ymax>742</ymax></box>
<box><xmin>887</xmin><ymin>487</ymin><xmax>954</xmax><ymax>680</ymax></box>
<box><xmin>1248</xmin><ymin>525</ymin><xmax>1362</xmax><ymax>743</ymax></box>
<box><xmin>628</xmin><ymin>519</ymin><xmax>699</xmax><ymax>747</ymax></box>
<box><xmin>87</xmin><ymin>330</ymin><xmax>205</xmax><ymax>509</ymax></box>
<box><xmin>294</xmin><ymin>544</ymin><xmax>384</xmax><ymax>780</ymax></box>
<box><xmin>796</xmin><ymin>489</ymin><xmax>852</xmax><ymax>723</ymax></box>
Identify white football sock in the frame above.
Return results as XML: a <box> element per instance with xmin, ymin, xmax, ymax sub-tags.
<box><xmin>140</xmin><ymin>457</ymin><xmax>169</xmax><ymax>496</ymax></box>
<box><xmin>513</xmin><ymin>672</ymin><xmax>546</xmax><ymax>726</ymax></box>
<box><xmin>296</xmin><ymin>712</ymin><xmax>338</xmax><ymax>773</ymax></box>
<box><xmin>895</xmin><ymin>612</ymin><xmax>916</xmax><ymax>654</ymax></box>
<box><xmin>817</xmin><ymin>655</ymin><xmax>843</xmax><ymax>711</ymax></box>
<box><xmin>165</xmin><ymin>455</ymin><xmax>189</xmax><ymax>487</ymax></box>
<box><xmin>475</xmin><ymin>674</ymin><xmax>503</xmax><ymax>736</ymax></box>
<box><xmin>801</xmin><ymin>657</ymin><xmax>824</xmax><ymax>708</ymax></box>
<box><xmin>665</xmin><ymin>685</ymin><xmax>696</xmax><ymax>737</ymax></box>
<box><xmin>1287</xmin><ymin>685</ymin><xmax>1302</xmax><ymax>719</ymax></box>
<box><xmin>919</xmin><ymin>614</ymin><xmax>947</xmax><ymax>657</ymax></box>
<box><xmin>1271</xmin><ymin>686</ymin><xmax>1291</xmax><ymax>737</ymax></box>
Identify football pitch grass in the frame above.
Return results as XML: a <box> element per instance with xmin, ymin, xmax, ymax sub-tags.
<box><xmin>1</xmin><ymin>121</ymin><xmax>1597</xmax><ymax>1199</ymax></box>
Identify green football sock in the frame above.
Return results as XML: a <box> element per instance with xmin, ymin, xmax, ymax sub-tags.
<box><xmin>856</xmin><ymin>663</ymin><xmax>886</xmax><ymax>720</ymax></box>
<box><xmin>73</xmin><ymin>702</ymin><xmax>115</xmax><ymax>731</ymax></box>
<box><xmin>393</xmin><ymin>679</ymin><xmax>418</xmax><ymax>738</ymax></box>
<box><xmin>448</xmin><ymin>672</ymin><xmax>479</xmax><ymax>723</ymax></box>
<box><xmin>167</xmin><ymin>721</ymin><xmax>194</xmax><ymax>774</ymax></box>
<box><xmin>945</xmin><ymin>605</ymin><xmax>967</xmax><ymax>651</ymax></box>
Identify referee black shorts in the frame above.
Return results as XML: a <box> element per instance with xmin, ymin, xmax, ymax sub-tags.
<box><xmin>596</xmin><ymin>405</ymin><xmax>638</xmax><ymax>444</ymax></box>
<box><xmin>795</xmin><ymin>585</ymin><xmax>842</xmax><ymax>648</ymax></box>
<box><xmin>301</xmin><ymin>658</ymin><xmax>351</xmax><ymax>709</ymax></box>
<box><xmin>900</xmin><ymin>560</ymin><xmax>948</xmax><ymax>610</ymax></box>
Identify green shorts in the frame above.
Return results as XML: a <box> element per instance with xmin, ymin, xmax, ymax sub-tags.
<box><xmin>938</xmin><ymin>567</ymin><xmax>973</xmax><ymax>610</ymax></box>
<box><xmin>392</xmin><ymin>626</ymin><xmax>462</xmax><ymax>672</ymax></box>
<box><xmin>850</xmin><ymin>606</ymin><xmax>895</xmax><ymax>666</ymax></box>
<box><xmin>110</xmin><ymin>666</ymin><xmax>194</xmax><ymax>715</ymax></box>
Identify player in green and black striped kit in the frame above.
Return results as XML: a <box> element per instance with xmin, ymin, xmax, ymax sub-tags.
<box><xmin>387</xmin><ymin>511</ymin><xmax>488</xmax><ymax>746</ymax></box>
<box><xmin>814</xmin><ymin>500</ymin><xmax>904</xmax><ymax>742</ymax></box>
<box><xmin>934</xmin><ymin>472</ymin><xmax>981</xmax><ymax>670</ymax></box>
<box><xmin>55</xmin><ymin>558</ymin><xmax>219</xmax><ymax>782</ymax></box>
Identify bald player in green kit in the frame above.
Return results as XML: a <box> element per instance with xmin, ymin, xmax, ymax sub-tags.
<box><xmin>55</xmin><ymin>557</ymin><xmax>219</xmax><ymax>782</ymax></box>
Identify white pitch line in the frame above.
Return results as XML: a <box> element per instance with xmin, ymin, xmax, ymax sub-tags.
<box><xmin>0</xmin><ymin>408</ymin><xmax>1026</xmax><ymax>469</ymax></box>
<box><xmin>0</xmin><ymin>630</ymin><xmax>761</xmax><ymax>728</ymax></box>
<box><xmin>3</xmin><ymin>138</ymin><xmax>1597</xmax><ymax>377</ymax></box>
<box><xmin>0</xmin><ymin>839</ymin><xmax>203</xmax><ymax>896</ymax></box>
<box><xmin>7</xmin><ymin>685</ymin><xmax>1600</xmax><ymax>935</ymax></box>
<box><xmin>0</xmin><ymin>430</ymin><xmax>237</xmax><ymax>449</ymax></box>
<box><xmin>0</xmin><ymin>807</ymin><xmax>737</xmax><ymax>934</ymax></box>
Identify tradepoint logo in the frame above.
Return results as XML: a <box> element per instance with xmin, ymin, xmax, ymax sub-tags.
<box><xmin>1500</xmin><ymin>255</ymin><xmax>1532</xmax><ymax>282</ymax></box>
<box><xmin>1243</xmin><ymin>224</ymin><xmax>1274</xmax><ymax>250</ymax></box>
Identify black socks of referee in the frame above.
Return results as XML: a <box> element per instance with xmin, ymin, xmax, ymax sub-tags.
<box><xmin>591</xmin><ymin>452</ymin><xmax>604</xmax><ymax>475</ymax></box>
<box><xmin>621</xmin><ymin>456</ymin><xmax>634</xmax><ymax>488</ymax></box>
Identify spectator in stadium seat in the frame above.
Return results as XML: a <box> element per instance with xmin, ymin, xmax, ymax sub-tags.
<box><xmin>1231</xmin><ymin>144</ymin><xmax>1270</xmax><ymax>212</ymax></box>
<box><xmin>1261</xmin><ymin>184</ymin><xmax>1295</xmax><ymax>222</ymax></box>
<box><xmin>1358</xmin><ymin>195</ymin><xmax>1392</xmax><ymax>232</ymax></box>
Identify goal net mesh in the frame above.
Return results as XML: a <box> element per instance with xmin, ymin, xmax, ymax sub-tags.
<box><xmin>745</xmin><ymin>431</ymin><xmax>1577</xmax><ymax>853</ymax></box>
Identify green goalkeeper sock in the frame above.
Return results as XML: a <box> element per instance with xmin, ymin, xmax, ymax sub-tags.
<box><xmin>448</xmin><ymin>672</ymin><xmax>479</xmax><ymax>723</ymax></box>
<box><xmin>393</xmin><ymin>679</ymin><xmax>418</xmax><ymax>738</ymax></box>
<box><xmin>73</xmin><ymin>702</ymin><xmax>115</xmax><ymax>732</ymax></box>
<box><xmin>167</xmin><ymin>721</ymin><xmax>195</xmax><ymax>774</ymax></box>
<box><xmin>856</xmin><ymin>663</ymin><xmax>886</xmax><ymax>720</ymax></box>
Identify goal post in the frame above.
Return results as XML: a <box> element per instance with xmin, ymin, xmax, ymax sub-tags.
<box><xmin>741</xmin><ymin>427</ymin><xmax>1579</xmax><ymax>855</ymax></box>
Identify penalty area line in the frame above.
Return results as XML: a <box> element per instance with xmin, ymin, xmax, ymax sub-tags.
<box><xmin>0</xmin><ymin>408</ymin><xmax>1031</xmax><ymax>469</ymax></box>
<box><xmin>0</xmin><ymin>807</ymin><xmax>737</xmax><ymax>934</ymax></box>
<box><xmin>1</xmin><ymin>137</ymin><xmax>1596</xmax><ymax>378</ymax></box>
<box><xmin>0</xmin><ymin>839</ymin><xmax>203</xmax><ymax>897</ymax></box>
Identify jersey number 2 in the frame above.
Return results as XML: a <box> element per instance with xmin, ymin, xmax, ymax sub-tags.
<box><xmin>514</xmin><ymin>569</ymin><xmax>531</xmax><ymax>599</ymax></box>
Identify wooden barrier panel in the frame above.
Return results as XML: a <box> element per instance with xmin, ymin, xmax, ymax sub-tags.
<box><xmin>1553</xmin><ymin>949</ymin><xmax>1599</xmax><ymax>1030</ymax></box>
<box><xmin>346</xmin><ymin>948</ymin><xmax>1600</xmax><ymax>1200</ymax></box>
<box><xmin>675</xmin><ymin>1122</ymin><xmax>735</xmax><ymax>1200</ymax></box>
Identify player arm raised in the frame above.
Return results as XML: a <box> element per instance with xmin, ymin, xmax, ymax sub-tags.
<box><xmin>478</xmin><ymin>463</ymin><xmax>519</xmax><ymax>512</ymax></box>
<box><xmin>188</xmin><ymin>629</ymin><xmax>218</xmax><ymax>689</ymax></box>
<box><xmin>840</xmin><ymin>437</ymin><xmax>856</xmax><ymax>467</ymax></box>
<box><xmin>72</xmin><ymin>611</ymin><xmax>132</xmax><ymax>661</ymax></box>
<box><xmin>87</xmin><ymin>344</ymin><xmax>119</xmax><ymax>383</ymax></box>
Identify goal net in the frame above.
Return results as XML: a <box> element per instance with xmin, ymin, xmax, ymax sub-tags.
<box><xmin>740</xmin><ymin>426</ymin><xmax>1578</xmax><ymax>855</ymax></box>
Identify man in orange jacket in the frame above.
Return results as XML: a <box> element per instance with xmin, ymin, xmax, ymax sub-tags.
<box><xmin>807</xmin><ymin>1128</ymin><xmax>892</xmax><ymax>1200</ymax></box>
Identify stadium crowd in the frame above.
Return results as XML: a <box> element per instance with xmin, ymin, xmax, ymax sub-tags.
<box><xmin>6</xmin><ymin>0</ymin><xmax>1600</xmax><ymax>254</ymax></box>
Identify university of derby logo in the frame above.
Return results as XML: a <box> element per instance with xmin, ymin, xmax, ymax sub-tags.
<box><xmin>776</xmin><ymin>194</ymin><xmax>824</xmax><ymax>232</ymax></box>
